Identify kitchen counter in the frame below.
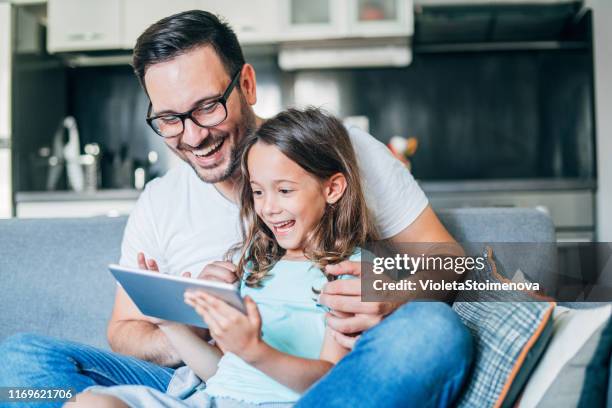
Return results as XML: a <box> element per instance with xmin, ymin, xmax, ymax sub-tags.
<box><xmin>419</xmin><ymin>178</ymin><xmax>596</xmax><ymax>241</ymax></box>
<box><xmin>15</xmin><ymin>189</ymin><xmax>142</xmax><ymax>203</ymax></box>
<box><xmin>15</xmin><ymin>179</ymin><xmax>596</xmax><ymax>202</ymax></box>
<box><xmin>419</xmin><ymin>178</ymin><xmax>596</xmax><ymax>194</ymax></box>
<box><xmin>14</xmin><ymin>180</ymin><xmax>596</xmax><ymax>240</ymax></box>
<box><xmin>15</xmin><ymin>189</ymin><xmax>141</xmax><ymax>218</ymax></box>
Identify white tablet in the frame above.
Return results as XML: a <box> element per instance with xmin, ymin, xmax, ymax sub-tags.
<box><xmin>108</xmin><ymin>264</ymin><xmax>245</xmax><ymax>328</ymax></box>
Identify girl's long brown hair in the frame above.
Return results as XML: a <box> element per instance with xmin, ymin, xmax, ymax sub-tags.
<box><xmin>228</xmin><ymin>107</ymin><xmax>379</xmax><ymax>287</ymax></box>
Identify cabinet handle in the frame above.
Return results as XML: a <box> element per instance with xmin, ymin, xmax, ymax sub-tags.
<box><xmin>66</xmin><ymin>32</ymin><xmax>104</xmax><ymax>42</ymax></box>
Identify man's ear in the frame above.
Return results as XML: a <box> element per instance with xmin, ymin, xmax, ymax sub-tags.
<box><xmin>325</xmin><ymin>173</ymin><xmax>348</xmax><ymax>204</ymax></box>
<box><xmin>239</xmin><ymin>63</ymin><xmax>257</xmax><ymax>106</ymax></box>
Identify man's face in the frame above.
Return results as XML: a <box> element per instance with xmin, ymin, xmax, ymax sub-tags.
<box><xmin>144</xmin><ymin>46</ymin><xmax>256</xmax><ymax>183</ymax></box>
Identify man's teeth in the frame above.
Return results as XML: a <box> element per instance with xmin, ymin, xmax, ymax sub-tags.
<box><xmin>193</xmin><ymin>139</ymin><xmax>223</xmax><ymax>157</ymax></box>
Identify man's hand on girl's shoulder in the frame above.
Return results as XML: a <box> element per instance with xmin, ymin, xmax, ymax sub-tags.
<box><xmin>319</xmin><ymin>260</ymin><xmax>397</xmax><ymax>349</ymax></box>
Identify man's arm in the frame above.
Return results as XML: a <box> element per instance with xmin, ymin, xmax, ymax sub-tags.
<box><xmin>319</xmin><ymin>205</ymin><xmax>459</xmax><ymax>348</ymax></box>
<box><xmin>386</xmin><ymin>205</ymin><xmax>465</xmax><ymax>301</ymax></box>
<box><xmin>107</xmin><ymin>285</ymin><xmax>183</xmax><ymax>366</ymax></box>
<box><xmin>390</xmin><ymin>205</ymin><xmax>455</xmax><ymax>244</ymax></box>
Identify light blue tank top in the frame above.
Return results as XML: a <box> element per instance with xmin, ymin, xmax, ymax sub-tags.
<box><xmin>203</xmin><ymin>251</ymin><xmax>360</xmax><ymax>404</ymax></box>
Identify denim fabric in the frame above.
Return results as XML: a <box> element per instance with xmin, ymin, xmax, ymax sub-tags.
<box><xmin>0</xmin><ymin>303</ymin><xmax>472</xmax><ymax>408</ymax></box>
<box><xmin>296</xmin><ymin>302</ymin><xmax>474</xmax><ymax>408</ymax></box>
<box><xmin>0</xmin><ymin>333</ymin><xmax>174</xmax><ymax>408</ymax></box>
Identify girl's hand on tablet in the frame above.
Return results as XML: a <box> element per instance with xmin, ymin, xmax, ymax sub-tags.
<box><xmin>197</xmin><ymin>261</ymin><xmax>239</xmax><ymax>285</ymax></box>
<box><xmin>186</xmin><ymin>292</ymin><xmax>264</xmax><ymax>362</ymax></box>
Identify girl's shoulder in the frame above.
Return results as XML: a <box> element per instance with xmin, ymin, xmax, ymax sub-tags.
<box><xmin>348</xmin><ymin>247</ymin><xmax>362</xmax><ymax>262</ymax></box>
<box><xmin>348</xmin><ymin>246</ymin><xmax>378</xmax><ymax>262</ymax></box>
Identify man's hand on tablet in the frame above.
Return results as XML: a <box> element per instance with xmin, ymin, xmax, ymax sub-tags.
<box><xmin>136</xmin><ymin>252</ymin><xmax>193</xmax><ymax>326</ymax></box>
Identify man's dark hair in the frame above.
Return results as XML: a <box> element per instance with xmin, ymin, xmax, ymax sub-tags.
<box><xmin>132</xmin><ymin>10</ymin><xmax>245</xmax><ymax>91</ymax></box>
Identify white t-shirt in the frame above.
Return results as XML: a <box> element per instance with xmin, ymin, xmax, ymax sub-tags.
<box><xmin>119</xmin><ymin>126</ymin><xmax>428</xmax><ymax>276</ymax></box>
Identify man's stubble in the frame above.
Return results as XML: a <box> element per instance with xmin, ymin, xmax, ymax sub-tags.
<box><xmin>187</xmin><ymin>95</ymin><xmax>257</xmax><ymax>185</ymax></box>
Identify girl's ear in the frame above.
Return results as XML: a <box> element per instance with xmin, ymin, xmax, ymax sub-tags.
<box><xmin>325</xmin><ymin>173</ymin><xmax>348</xmax><ymax>204</ymax></box>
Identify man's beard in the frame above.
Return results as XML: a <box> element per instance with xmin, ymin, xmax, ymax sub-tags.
<box><xmin>189</xmin><ymin>99</ymin><xmax>256</xmax><ymax>184</ymax></box>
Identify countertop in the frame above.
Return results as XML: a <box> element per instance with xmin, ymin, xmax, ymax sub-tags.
<box><xmin>419</xmin><ymin>178</ymin><xmax>596</xmax><ymax>194</ymax></box>
<box><xmin>15</xmin><ymin>189</ymin><xmax>142</xmax><ymax>202</ymax></box>
<box><xmin>15</xmin><ymin>178</ymin><xmax>596</xmax><ymax>203</ymax></box>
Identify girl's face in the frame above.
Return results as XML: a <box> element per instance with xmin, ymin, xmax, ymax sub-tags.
<box><xmin>247</xmin><ymin>142</ymin><xmax>328</xmax><ymax>259</ymax></box>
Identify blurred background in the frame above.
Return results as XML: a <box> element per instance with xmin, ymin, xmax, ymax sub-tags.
<box><xmin>0</xmin><ymin>0</ymin><xmax>610</xmax><ymax>242</ymax></box>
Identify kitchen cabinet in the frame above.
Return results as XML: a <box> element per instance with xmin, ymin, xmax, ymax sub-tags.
<box><xmin>46</xmin><ymin>0</ymin><xmax>413</xmax><ymax>53</ymax></box>
<box><xmin>280</xmin><ymin>0</ymin><xmax>347</xmax><ymax>40</ymax></box>
<box><xmin>280</xmin><ymin>0</ymin><xmax>412</xmax><ymax>41</ymax></box>
<box><xmin>47</xmin><ymin>0</ymin><xmax>122</xmax><ymax>52</ymax></box>
<box><xmin>123</xmin><ymin>0</ymin><xmax>200</xmax><ymax>49</ymax></box>
<box><xmin>50</xmin><ymin>0</ymin><xmax>281</xmax><ymax>52</ymax></box>
<box><xmin>199</xmin><ymin>0</ymin><xmax>282</xmax><ymax>44</ymax></box>
<box><xmin>349</xmin><ymin>0</ymin><xmax>413</xmax><ymax>37</ymax></box>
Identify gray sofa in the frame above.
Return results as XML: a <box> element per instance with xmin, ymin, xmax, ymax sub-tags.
<box><xmin>0</xmin><ymin>207</ymin><xmax>602</xmax><ymax>405</ymax></box>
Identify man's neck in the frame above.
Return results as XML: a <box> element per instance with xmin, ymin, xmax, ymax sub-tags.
<box><xmin>213</xmin><ymin>115</ymin><xmax>265</xmax><ymax>203</ymax></box>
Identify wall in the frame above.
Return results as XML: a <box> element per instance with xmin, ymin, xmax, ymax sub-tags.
<box><xmin>290</xmin><ymin>50</ymin><xmax>594</xmax><ymax>181</ymax></box>
<box><xmin>586</xmin><ymin>0</ymin><xmax>612</xmax><ymax>241</ymax></box>
<box><xmin>0</xmin><ymin>2</ymin><xmax>12</xmax><ymax>218</ymax></box>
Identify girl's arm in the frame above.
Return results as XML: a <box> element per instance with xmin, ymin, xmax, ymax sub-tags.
<box><xmin>185</xmin><ymin>292</ymin><xmax>350</xmax><ymax>393</ymax></box>
<box><xmin>122</xmin><ymin>255</ymin><xmax>223</xmax><ymax>378</ymax></box>
<box><xmin>244</xmin><ymin>327</ymin><xmax>350</xmax><ymax>392</ymax></box>
<box><xmin>157</xmin><ymin>322</ymin><xmax>223</xmax><ymax>380</ymax></box>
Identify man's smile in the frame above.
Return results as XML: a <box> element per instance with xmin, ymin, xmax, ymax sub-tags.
<box><xmin>192</xmin><ymin>137</ymin><xmax>226</xmax><ymax>157</ymax></box>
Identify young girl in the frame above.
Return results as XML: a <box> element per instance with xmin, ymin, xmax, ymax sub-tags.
<box><xmin>75</xmin><ymin>108</ymin><xmax>378</xmax><ymax>407</ymax></box>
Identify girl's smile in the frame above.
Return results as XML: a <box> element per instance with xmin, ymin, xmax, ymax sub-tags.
<box><xmin>270</xmin><ymin>220</ymin><xmax>296</xmax><ymax>235</ymax></box>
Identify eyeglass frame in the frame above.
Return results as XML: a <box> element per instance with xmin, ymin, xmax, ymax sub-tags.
<box><xmin>145</xmin><ymin>68</ymin><xmax>242</xmax><ymax>138</ymax></box>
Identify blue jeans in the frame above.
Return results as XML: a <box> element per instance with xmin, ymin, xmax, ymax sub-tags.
<box><xmin>296</xmin><ymin>302</ymin><xmax>474</xmax><ymax>408</ymax></box>
<box><xmin>0</xmin><ymin>302</ymin><xmax>472</xmax><ymax>408</ymax></box>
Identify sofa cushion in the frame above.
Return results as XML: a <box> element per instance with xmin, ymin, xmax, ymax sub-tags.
<box><xmin>0</xmin><ymin>216</ymin><xmax>127</xmax><ymax>350</ymax></box>
<box><xmin>453</xmin><ymin>247</ymin><xmax>555</xmax><ymax>408</ymax></box>
<box><xmin>518</xmin><ymin>305</ymin><xmax>612</xmax><ymax>407</ymax></box>
<box><xmin>437</xmin><ymin>208</ymin><xmax>558</xmax><ymax>295</ymax></box>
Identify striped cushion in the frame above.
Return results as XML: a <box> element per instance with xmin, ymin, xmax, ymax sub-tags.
<box><xmin>518</xmin><ymin>305</ymin><xmax>612</xmax><ymax>407</ymax></box>
<box><xmin>452</xmin><ymin>247</ymin><xmax>555</xmax><ymax>408</ymax></box>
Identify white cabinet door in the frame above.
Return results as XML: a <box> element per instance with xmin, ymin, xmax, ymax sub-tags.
<box><xmin>280</xmin><ymin>0</ymin><xmax>348</xmax><ymax>40</ymax></box>
<box><xmin>199</xmin><ymin>0</ymin><xmax>281</xmax><ymax>44</ymax></box>
<box><xmin>123</xmin><ymin>0</ymin><xmax>200</xmax><ymax>49</ymax></box>
<box><xmin>47</xmin><ymin>0</ymin><xmax>122</xmax><ymax>52</ymax></box>
<box><xmin>348</xmin><ymin>0</ymin><xmax>413</xmax><ymax>37</ymax></box>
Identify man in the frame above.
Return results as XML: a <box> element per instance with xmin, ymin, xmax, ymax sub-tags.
<box><xmin>0</xmin><ymin>10</ymin><xmax>472</xmax><ymax>407</ymax></box>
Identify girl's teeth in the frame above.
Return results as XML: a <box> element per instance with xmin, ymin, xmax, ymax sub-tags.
<box><xmin>274</xmin><ymin>220</ymin><xmax>295</xmax><ymax>231</ymax></box>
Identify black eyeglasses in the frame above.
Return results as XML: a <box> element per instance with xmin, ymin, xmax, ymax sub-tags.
<box><xmin>146</xmin><ymin>69</ymin><xmax>242</xmax><ymax>138</ymax></box>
